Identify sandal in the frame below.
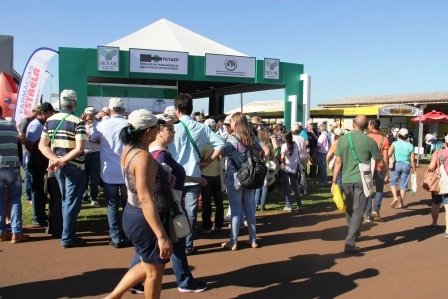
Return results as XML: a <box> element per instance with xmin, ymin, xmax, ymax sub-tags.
<box><xmin>390</xmin><ymin>200</ymin><xmax>398</xmax><ymax>208</ymax></box>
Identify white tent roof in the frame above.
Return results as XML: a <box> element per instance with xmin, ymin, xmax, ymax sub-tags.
<box><xmin>107</xmin><ymin>18</ymin><xmax>246</xmax><ymax>57</ymax></box>
<box><xmin>226</xmin><ymin>100</ymin><xmax>283</xmax><ymax>116</ymax></box>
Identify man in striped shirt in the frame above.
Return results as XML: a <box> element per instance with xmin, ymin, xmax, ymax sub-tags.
<box><xmin>0</xmin><ymin>106</ymin><xmax>30</xmax><ymax>243</ymax></box>
<box><xmin>39</xmin><ymin>89</ymin><xmax>87</xmax><ymax>248</ymax></box>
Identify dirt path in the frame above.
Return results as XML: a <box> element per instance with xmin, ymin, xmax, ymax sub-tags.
<box><xmin>1</xmin><ymin>166</ymin><xmax>446</xmax><ymax>298</ymax></box>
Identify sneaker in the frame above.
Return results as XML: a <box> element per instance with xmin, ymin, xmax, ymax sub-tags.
<box><xmin>178</xmin><ymin>281</ymin><xmax>207</xmax><ymax>293</ymax></box>
<box><xmin>365</xmin><ymin>216</ymin><xmax>373</xmax><ymax>223</ymax></box>
<box><xmin>109</xmin><ymin>240</ymin><xmax>126</xmax><ymax>248</ymax></box>
<box><xmin>129</xmin><ymin>284</ymin><xmax>144</xmax><ymax>294</ymax></box>
<box><xmin>245</xmin><ymin>240</ymin><xmax>258</xmax><ymax>248</ymax></box>
<box><xmin>0</xmin><ymin>231</ymin><xmax>12</xmax><ymax>242</ymax></box>
<box><xmin>344</xmin><ymin>244</ymin><xmax>361</xmax><ymax>254</ymax></box>
<box><xmin>199</xmin><ymin>228</ymin><xmax>212</xmax><ymax>234</ymax></box>
<box><xmin>221</xmin><ymin>241</ymin><xmax>237</xmax><ymax>251</ymax></box>
<box><xmin>283</xmin><ymin>207</ymin><xmax>292</xmax><ymax>212</ymax></box>
<box><xmin>444</xmin><ymin>233</ymin><xmax>448</xmax><ymax>239</ymax></box>
<box><xmin>185</xmin><ymin>247</ymin><xmax>197</xmax><ymax>256</ymax></box>
<box><xmin>371</xmin><ymin>211</ymin><xmax>382</xmax><ymax>221</ymax></box>
<box><xmin>62</xmin><ymin>238</ymin><xmax>87</xmax><ymax>248</ymax></box>
<box><xmin>90</xmin><ymin>200</ymin><xmax>101</xmax><ymax>208</ymax></box>
<box><xmin>11</xmin><ymin>233</ymin><xmax>30</xmax><ymax>244</ymax></box>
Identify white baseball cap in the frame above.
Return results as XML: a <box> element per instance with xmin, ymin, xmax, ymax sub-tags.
<box><xmin>109</xmin><ymin>97</ymin><xmax>124</xmax><ymax>110</ymax></box>
<box><xmin>398</xmin><ymin>128</ymin><xmax>408</xmax><ymax>137</ymax></box>
<box><xmin>84</xmin><ymin>107</ymin><xmax>97</xmax><ymax>114</ymax></box>
<box><xmin>60</xmin><ymin>89</ymin><xmax>77</xmax><ymax>102</ymax></box>
<box><xmin>128</xmin><ymin>109</ymin><xmax>158</xmax><ymax>130</ymax></box>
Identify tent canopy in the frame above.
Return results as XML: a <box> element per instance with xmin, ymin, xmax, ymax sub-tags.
<box><xmin>107</xmin><ymin>18</ymin><xmax>246</xmax><ymax>57</ymax></box>
<box><xmin>226</xmin><ymin>100</ymin><xmax>284</xmax><ymax>117</ymax></box>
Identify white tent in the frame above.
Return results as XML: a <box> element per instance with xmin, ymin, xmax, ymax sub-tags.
<box><xmin>226</xmin><ymin>100</ymin><xmax>284</xmax><ymax>117</ymax></box>
<box><xmin>107</xmin><ymin>18</ymin><xmax>246</xmax><ymax>57</ymax></box>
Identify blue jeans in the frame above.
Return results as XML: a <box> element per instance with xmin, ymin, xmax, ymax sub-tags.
<box><xmin>317</xmin><ymin>152</ymin><xmax>328</xmax><ymax>184</ymax></box>
<box><xmin>103</xmin><ymin>183</ymin><xmax>128</xmax><ymax>244</ymax></box>
<box><xmin>55</xmin><ymin>164</ymin><xmax>85</xmax><ymax>246</ymax></box>
<box><xmin>0</xmin><ymin>167</ymin><xmax>23</xmax><ymax>234</ymax></box>
<box><xmin>183</xmin><ymin>184</ymin><xmax>200</xmax><ymax>252</ymax></box>
<box><xmin>225</xmin><ymin>175</ymin><xmax>256</xmax><ymax>244</ymax></box>
<box><xmin>390</xmin><ymin>161</ymin><xmax>411</xmax><ymax>190</ymax></box>
<box><xmin>281</xmin><ymin>170</ymin><xmax>302</xmax><ymax>208</ymax></box>
<box><xmin>366</xmin><ymin>170</ymin><xmax>385</xmax><ymax>216</ymax></box>
<box><xmin>84</xmin><ymin>151</ymin><xmax>100</xmax><ymax>201</ymax></box>
<box><xmin>23</xmin><ymin>161</ymin><xmax>32</xmax><ymax>201</ymax></box>
<box><xmin>254</xmin><ymin>186</ymin><xmax>268</xmax><ymax>209</ymax></box>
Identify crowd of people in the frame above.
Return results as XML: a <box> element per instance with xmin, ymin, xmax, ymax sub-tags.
<box><xmin>0</xmin><ymin>90</ymin><xmax>445</xmax><ymax>297</ymax></box>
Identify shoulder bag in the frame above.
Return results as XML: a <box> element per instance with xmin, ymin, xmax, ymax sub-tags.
<box><xmin>347</xmin><ymin>134</ymin><xmax>373</xmax><ymax>197</ymax></box>
<box><xmin>422</xmin><ymin>150</ymin><xmax>442</xmax><ymax>193</ymax></box>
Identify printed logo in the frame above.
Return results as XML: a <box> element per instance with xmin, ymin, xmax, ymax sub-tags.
<box><xmin>98</xmin><ymin>46</ymin><xmax>119</xmax><ymax>71</ymax></box>
<box><xmin>224</xmin><ymin>58</ymin><xmax>237</xmax><ymax>71</ymax></box>
<box><xmin>99</xmin><ymin>48</ymin><xmax>118</xmax><ymax>60</ymax></box>
<box><xmin>264</xmin><ymin>58</ymin><xmax>280</xmax><ymax>79</ymax></box>
<box><xmin>140</xmin><ymin>54</ymin><xmax>163</xmax><ymax>63</ymax></box>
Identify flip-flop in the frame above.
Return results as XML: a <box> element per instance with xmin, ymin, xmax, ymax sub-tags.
<box><xmin>390</xmin><ymin>200</ymin><xmax>398</xmax><ymax>208</ymax></box>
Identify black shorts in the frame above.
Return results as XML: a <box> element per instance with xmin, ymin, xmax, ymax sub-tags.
<box><xmin>123</xmin><ymin>203</ymin><xmax>170</xmax><ymax>265</ymax></box>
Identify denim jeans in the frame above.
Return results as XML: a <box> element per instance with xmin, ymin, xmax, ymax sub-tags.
<box><xmin>366</xmin><ymin>170</ymin><xmax>385</xmax><ymax>216</ymax></box>
<box><xmin>317</xmin><ymin>152</ymin><xmax>328</xmax><ymax>184</ymax></box>
<box><xmin>281</xmin><ymin>170</ymin><xmax>301</xmax><ymax>208</ymax></box>
<box><xmin>254</xmin><ymin>186</ymin><xmax>268</xmax><ymax>209</ymax></box>
<box><xmin>23</xmin><ymin>161</ymin><xmax>32</xmax><ymax>200</ymax></box>
<box><xmin>103</xmin><ymin>183</ymin><xmax>128</xmax><ymax>244</ymax></box>
<box><xmin>54</xmin><ymin>164</ymin><xmax>85</xmax><ymax>246</ymax></box>
<box><xmin>225</xmin><ymin>175</ymin><xmax>256</xmax><ymax>244</ymax></box>
<box><xmin>84</xmin><ymin>151</ymin><xmax>101</xmax><ymax>201</ymax></box>
<box><xmin>184</xmin><ymin>184</ymin><xmax>200</xmax><ymax>252</ymax></box>
<box><xmin>201</xmin><ymin>175</ymin><xmax>224</xmax><ymax>230</ymax></box>
<box><xmin>0</xmin><ymin>167</ymin><xmax>23</xmax><ymax>234</ymax></box>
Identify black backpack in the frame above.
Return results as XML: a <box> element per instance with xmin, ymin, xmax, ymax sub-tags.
<box><xmin>237</xmin><ymin>146</ymin><xmax>268</xmax><ymax>190</ymax></box>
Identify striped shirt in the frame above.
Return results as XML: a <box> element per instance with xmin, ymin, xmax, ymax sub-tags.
<box><xmin>0</xmin><ymin>118</ymin><xmax>20</xmax><ymax>168</ymax></box>
<box><xmin>41</xmin><ymin>111</ymin><xmax>86</xmax><ymax>168</ymax></box>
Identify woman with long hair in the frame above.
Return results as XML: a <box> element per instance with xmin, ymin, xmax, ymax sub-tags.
<box><xmin>106</xmin><ymin>109</ymin><xmax>172</xmax><ymax>299</ymax></box>
<box><xmin>255</xmin><ymin>127</ymin><xmax>275</xmax><ymax>211</ymax></box>
<box><xmin>388</xmin><ymin>128</ymin><xmax>416</xmax><ymax>209</ymax></box>
<box><xmin>221</xmin><ymin>112</ymin><xmax>260</xmax><ymax>250</ymax></box>
<box><xmin>280</xmin><ymin>131</ymin><xmax>302</xmax><ymax>212</ymax></box>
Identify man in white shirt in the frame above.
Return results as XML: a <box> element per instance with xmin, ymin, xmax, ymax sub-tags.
<box><xmin>91</xmin><ymin>98</ymin><xmax>129</xmax><ymax>248</ymax></box>
<box><xmin>316</xmin><ymin>122</ymin><xmax>331</xmax><ymax>184</ymax></box>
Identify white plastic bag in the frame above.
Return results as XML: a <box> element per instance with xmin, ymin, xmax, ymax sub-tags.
<box><xmin>410</xmin><ymin>173</ymin><xmax>417</xmax><ymax>195</ymax></box>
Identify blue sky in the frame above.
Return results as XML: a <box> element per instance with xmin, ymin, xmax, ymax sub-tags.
<box><xmin>2</xmin><ymin>0</ymin><xmax>447</xmax><ymax>113</ymax></box>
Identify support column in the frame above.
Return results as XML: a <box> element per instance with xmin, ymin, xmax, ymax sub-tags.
<box><xmin>208</xmin><ymin>94</ymin><xmax>224</xmax><ymax>117</ymax></box>
<box><xmin>284</xmin><ymin>64</ymin><xmax>304</xmax><ymax>130</ymax></box>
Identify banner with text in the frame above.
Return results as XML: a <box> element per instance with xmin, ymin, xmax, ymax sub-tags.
<box><xmin>205</xmin><ymin>54</ymin><xmax>256</xmax><ymax>78</ymax></box>
<box><xmin>15</xmin><ymin>47</ymin><xmax>58</xmax><ymax>125</ymax></box>
<box><xmin>98</xmin><ymin>46</ymin><xmax>120</xmax><ymax>71</ymax></box>
<box><xmin>129</xmin><ymin>49</ymin><xmax>188</xmax><ymax>75</ymax></box>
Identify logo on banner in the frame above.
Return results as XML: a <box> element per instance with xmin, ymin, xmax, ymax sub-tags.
<box><xmin>264</xmin><ymin>58</ymin><xmax>280</xmax><ymax>80</ymax></box>
<box><xmin>130</xmin><ymin>49</ymin><xmax>188</xmax><ymax>75</ymax></box>
<box><xmin>224</xmin><ymin>58</ymin><xmax>237</xmax><ymax>71</ymax></box>
<box><xmin>98</xmin><ymin>46</ymin><xmax>119</xmax><ymax>72</ymax></box>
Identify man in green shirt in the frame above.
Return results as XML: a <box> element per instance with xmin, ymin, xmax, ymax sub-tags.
<box><xmin>333</xmin><ymin>115</ymin><xmax>383</xmax><ymax>254</ymax></box>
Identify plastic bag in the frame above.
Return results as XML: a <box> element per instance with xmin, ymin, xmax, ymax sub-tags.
<box><xmin>410</xmin><ymin>173</ymin><xmax>417</xmax><ymax>195</ymax></box>
<box><xmin>331</xmin><ymin>184</ymin><xmax>346</xmax><ymax>213</ymax></box>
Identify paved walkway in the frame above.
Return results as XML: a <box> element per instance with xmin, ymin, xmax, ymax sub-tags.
<box><xmin>1</xmin><ymin>166</ymin><xmax>447</xmax><ymax>298</ymax></box>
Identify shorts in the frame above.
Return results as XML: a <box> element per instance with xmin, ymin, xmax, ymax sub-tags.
<box><xmin>389</xmin><ymin>161</ymin><xmax>410</xmax><ymax>190</ymax></box>
<box><xmin>431</xmin><ymin>193</ymin><xmax>448</xmax><ymax>205</ymax></box>
<box><xmin>123</xmin><ymin>203</ymin><xmax>170</xmax><ymax>265</ymax></box>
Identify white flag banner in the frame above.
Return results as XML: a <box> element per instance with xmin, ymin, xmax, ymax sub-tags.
<box><xmin>15</xmin><ymin>47</ymin><xmax>58</xmax><ymax>125</ymax></box>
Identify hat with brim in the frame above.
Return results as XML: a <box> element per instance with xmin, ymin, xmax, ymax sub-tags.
<box><xmin>251</xmin><ymin>116</ymin><xmax>263</xmax><ymax>125</ymax></box>
<box><xmin>128</xmin><ymin>109</ymin><xmax>158</xmax><ymax>130</ymax></box>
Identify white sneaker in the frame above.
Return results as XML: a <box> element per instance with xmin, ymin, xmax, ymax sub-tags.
<box><xmin>90</xmin><ymin>200</ymin><xmax>100</xmax><ymax>208</ymax></box>
<box><xmin>283</xmin><ymin>207</ymin><xmax>292</xmax><ymax>212</ymax></box>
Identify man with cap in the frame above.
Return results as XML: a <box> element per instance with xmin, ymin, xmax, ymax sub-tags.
<box><xmin>82</xmin><ymin>106</ymin><xmax>101</xmax><ymax>208</ymax></box>
<box><xmin>91</xmin><ymin>97</ymin><xmax>129</xmax><ymax>248</ymax></box>
<box><xmin>26</xmin><ymin>102</ymin><xmax>56</xmax><ymax>227</ymax></box>
<box><xmin>39</xmin><ymin>90</ymin><xmax>87</xmax><ymax>248</ymax></box>
<box><xmin>168</xmin><ymin>93</ymin><xmax>225</xmax><ymax>255</ymax></box>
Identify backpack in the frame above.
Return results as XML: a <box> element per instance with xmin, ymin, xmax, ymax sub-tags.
<box><xmin>237</xmin><ymin>146</ymin><xmax>268</xmax><ymax>190</ymax></box>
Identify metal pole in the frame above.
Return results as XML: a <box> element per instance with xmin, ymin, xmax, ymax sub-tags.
<box><xmin>240</xmin><ymin>93</ymin><xmax>243</xmax><ymax>113</ymax></box>
<box><xmin>416</xmin><ymin>105</ymin><xmax>426</xmax><ymax>166</ymax></box>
